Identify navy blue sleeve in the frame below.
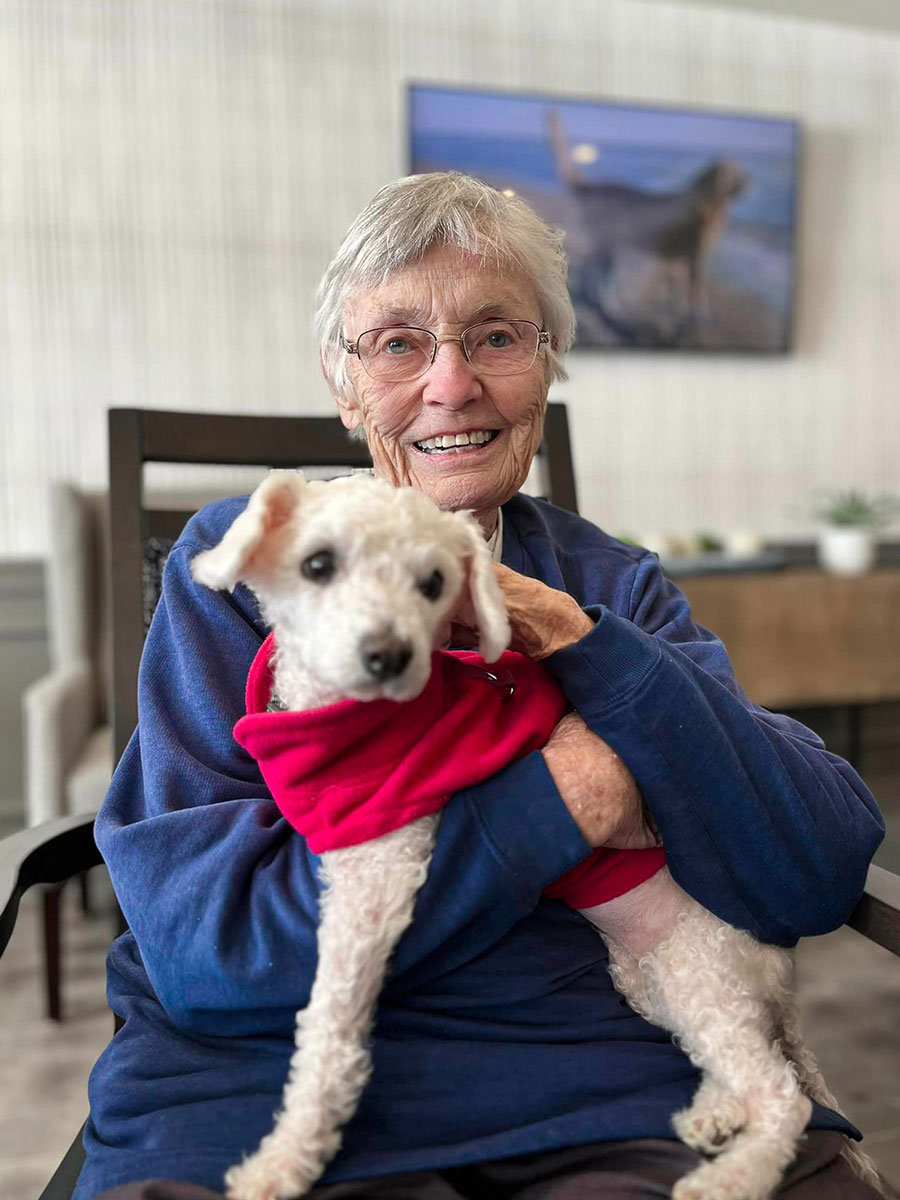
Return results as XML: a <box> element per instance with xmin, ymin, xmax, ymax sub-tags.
<box><xmin>95</xmin><ymin>524</ymin><xmax>590</xmax><ymax>1035</ymax></box>
<box><xmin>544</xmin><ymin>553</ymin><xmax>885</xmax><ymax>946</ymax></box>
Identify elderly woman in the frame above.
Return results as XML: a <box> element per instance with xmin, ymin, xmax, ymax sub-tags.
<box><xmin>77</xmin><ymin>174</ymin><xmax>884</xmax><ymax>1200</ymax></box>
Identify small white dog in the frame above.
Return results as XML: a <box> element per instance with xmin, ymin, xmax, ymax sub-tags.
<box><xmin>192</xmin><ymin>472</ymin><xmax>879</xmax><ymax>1200</ymax></box>
<box><xmin>192</xmin><ymin>472</ymin><xmax>510</xmax><ymax>1200</ymax></box>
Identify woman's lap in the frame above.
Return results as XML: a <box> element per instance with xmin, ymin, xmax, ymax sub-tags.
<box><xmin>89</xmin><ymin>1131</ymin><xmax>884</xmax><ymax>1199</ymax></box>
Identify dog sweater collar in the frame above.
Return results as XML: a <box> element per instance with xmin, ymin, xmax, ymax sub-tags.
<box><xmin>234</xmin><ymin>634</ymin><xmax>567</xmax><ymax>854</ymax></box>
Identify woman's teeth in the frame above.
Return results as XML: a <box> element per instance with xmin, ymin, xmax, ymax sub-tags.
<box><xmin>415</xmin><ymin>430</ymin><xmax>496</xmax><ymax>454</ymax></box>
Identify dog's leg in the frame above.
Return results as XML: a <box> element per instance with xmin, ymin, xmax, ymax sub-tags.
<box><xmin>624</xmin><ymin>907</ymin><xmax>810</xmax><ymax>1200</ymax></box>
<box><xmin>598</xmin><ymin>936</ymin><xmax>749</xmax><ymax>1156</ymax></box>
<box><xmin>671</xmin><ymin>939</ymin><xmax>883</xmax><ymax>1196</ymax></box>
<box><xmin>225</xmin><ymin>814</ymin><xmax>440</xmax><ymax>1200</ymax></box>
<box><xmin>583</xmin><ymin>870</ymin><xmax>813</xmax><ymax>1200</ymax></box>
<box><xmin>599</xmin><ymin>921</ymin><xmax>753</xmax><ymax>1161</ymax></box>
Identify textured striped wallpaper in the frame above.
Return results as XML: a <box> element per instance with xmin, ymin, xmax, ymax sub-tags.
<box><xmin>1</xmin><ymin>0</ymin><xmax>898</xmax><ymax>555</ymax></box>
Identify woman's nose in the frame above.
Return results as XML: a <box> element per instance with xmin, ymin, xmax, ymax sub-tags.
<box><xmin>421</xmin><ymin>340</ymin><xmax>482</xmax><ymax>407</ymax></box>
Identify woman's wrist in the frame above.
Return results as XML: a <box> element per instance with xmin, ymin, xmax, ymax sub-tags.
<box><xmin>541</xmin><ymin>712</ymin><xmax>656</xmax><ymax>849</ymax></box>
<box><xmin>537</xmin><ymin>598</ymin><xmax>594</xmax><ymax>659</ymax></box>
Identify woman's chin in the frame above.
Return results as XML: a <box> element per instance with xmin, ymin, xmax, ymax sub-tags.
<box><xmin>404</xmin><ymin>437</ymin><xmax>523</xmax><ymax>516</ymax></box>
<box><xmin>410</xmin><ymin>474</ymin><xmax>509</xmax><ymax>520</ymax></box>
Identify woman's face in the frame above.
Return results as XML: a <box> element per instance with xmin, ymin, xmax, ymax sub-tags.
<box><xmin>333</xmin><ymin>244</ymin><xmax>550</xmax><ymax>532</ymax></box>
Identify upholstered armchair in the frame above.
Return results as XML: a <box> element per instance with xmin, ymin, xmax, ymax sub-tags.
<box><xmin>22</xmin><ymin>484</ymin><xmax>113</xmax><ymax>1018</ymax></box>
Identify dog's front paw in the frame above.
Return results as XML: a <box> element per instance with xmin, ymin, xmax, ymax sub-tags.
<box><xmin>673</xmin><ymin>1089</ymin><xmax>747</xmax><ymax>1155</ymax></box>
<box><xmin>224</xmin><ymin>1152</ymin><xmax>307</xmax><ymax>1200</ymax></box>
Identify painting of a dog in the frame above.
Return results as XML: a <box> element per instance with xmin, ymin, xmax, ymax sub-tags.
<box><xmin>409</xmin><ymin>84</ymin><xmax>799</xmax><ymax>351</ymax></box>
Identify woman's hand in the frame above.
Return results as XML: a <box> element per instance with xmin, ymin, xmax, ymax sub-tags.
<box><xmin>542</xmin><ymin>712</ymin><xmax>658</xmax><ymax>849</ymax></box>
<box><xmin>450</xmin><ymin>564</ymin><xmax>654</xmax><ymax>848</ymax></box>
<box><xmin>450</xmin><ymin>564</ymin><xmax>594</xmax><ymax>659</ymax></box>
<box><xmin>493</xmin><ymin>564</ymin><xmax>595</xmax><ymax>658</ymax></box>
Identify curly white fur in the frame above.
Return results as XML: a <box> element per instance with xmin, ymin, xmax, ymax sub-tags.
<box><xmin>192</xmin><ymin>472</ymin><xmax>882</xmax><ymax>1200</ymax></box>
<box><xmin>583</xmin><ymin>869</ymin><xmax>883</xmax><ymax>1199</ymax></box>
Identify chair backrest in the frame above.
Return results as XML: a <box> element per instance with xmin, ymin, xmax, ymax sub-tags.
<box><xmin>107</xmin><ymin>404</ymin><xmax>578</xmax><ymax>764</ymax></box>
<box><xmin>540</xmin><ymin>402</ymin><xmax>578</xmax><ymax>515</ymax></box>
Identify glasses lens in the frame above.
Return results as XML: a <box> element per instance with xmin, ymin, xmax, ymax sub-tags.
<box><xmin>357</xmin><ymin>328</ymin><xmax>435</xmax><ymax>380</ymax></box>
<box><xmin>462</xmin><ymin>321</ymin><xmax>539</xmax><ymax>376</ymax></box>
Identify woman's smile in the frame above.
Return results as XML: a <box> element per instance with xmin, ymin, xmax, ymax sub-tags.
<box><xmin>412</xmin><ymin>428</ymin><xmax>500</xmax><ymax>456</ymax></box>
<box><xmin>335</xmin><ymin>244</ymin><xmax>549</xmax><ymax>531</ymax></box>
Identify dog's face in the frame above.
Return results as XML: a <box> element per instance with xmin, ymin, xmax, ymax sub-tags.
<box><xmin>192</xmin><ymin>473</ymin><xmax>510</xmax><ymax>708</ymax></box>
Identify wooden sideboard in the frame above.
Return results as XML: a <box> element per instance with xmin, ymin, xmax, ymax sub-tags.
<box><xmin>675</xmin><ymin>568</ymin><xmax>900</xmax><ymax>712</ymax></box>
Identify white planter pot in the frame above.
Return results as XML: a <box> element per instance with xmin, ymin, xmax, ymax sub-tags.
<box><xmin>816</xmin><ymin>526</ymin><xmax>876</xmax><ymax>576</ymax></box>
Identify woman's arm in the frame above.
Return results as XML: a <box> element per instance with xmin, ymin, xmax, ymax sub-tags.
<box><xmin>490</xmin><ymin>557</ymin><xmax>885</xmax><ymax>946</ymax></box>
<box><xmin>541</xmin><ymin>711</ymin><xmax>657</xmax><ymax>849</ymax></box>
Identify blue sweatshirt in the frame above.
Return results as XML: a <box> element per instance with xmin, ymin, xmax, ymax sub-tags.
<box><xmin>75</xmin><ymin>492</ymin><xmax>884</xmax><ymax>1198</ymax></box>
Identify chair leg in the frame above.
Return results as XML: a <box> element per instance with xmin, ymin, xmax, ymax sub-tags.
<box><xmin>42</xmin><ymin>883</ymin><xmax>64</xmax><ymax>1021</ymax></box>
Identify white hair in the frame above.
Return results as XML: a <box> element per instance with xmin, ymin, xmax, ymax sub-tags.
<box><xmin>315</xmin><ymin>172</ymin><xmax>576</xmax><ymax>405</ymax></box>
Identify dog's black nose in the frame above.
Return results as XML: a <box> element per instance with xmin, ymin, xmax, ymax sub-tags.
<box><xmin>361</xmin><ymin>636</ymin><xmax>413</xmax><ymax>681</ymax></box>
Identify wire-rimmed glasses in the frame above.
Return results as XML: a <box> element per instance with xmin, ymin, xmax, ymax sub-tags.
<box><xmin>341</xmin><ymin>319</ymin><xmax>550</xmax><ymax>382</ymax></box>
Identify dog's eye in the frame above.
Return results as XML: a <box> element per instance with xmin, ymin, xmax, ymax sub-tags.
<box><xmin>417</xmin><ymin>569</ymin><xmax>444</xmax><ymax>601</ymax></box>
<box><xmin>301</xmin><ymin>549</ymin><xmax>336</xmax><ymax>583</ymax></box>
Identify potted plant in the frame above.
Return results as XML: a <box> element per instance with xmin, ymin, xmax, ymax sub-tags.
<box><xmin>814</xmin><ymin>489</ymin><xmax>900</xmax><ymax>576</ymax></box>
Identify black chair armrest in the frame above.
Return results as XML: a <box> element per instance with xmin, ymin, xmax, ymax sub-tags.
<box><xmin>847</xmin><ymin>862</ymin><xmax>900</xmax><ymax>956</ymax></box>
<box><xmin>37</xmin><ymin>1124</ymin><xmax>87</xmax><ymax>1200</ymax></box>
<box><xmin>0</xmin><ymin>813</ymin><xmax>101</xmax><ymax>959</ymax></box>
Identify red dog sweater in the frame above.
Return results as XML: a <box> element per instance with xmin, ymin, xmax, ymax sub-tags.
<box><xmin>234</xmin><ymin>634</ymin><xmax>665</xmax><ymax>907</ymax></box>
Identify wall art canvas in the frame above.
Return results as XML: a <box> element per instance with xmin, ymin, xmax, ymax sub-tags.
<box><xmin>409</xmin><ymin>84</ymin><xmax>800</xmax><ymax>351</ymax></box>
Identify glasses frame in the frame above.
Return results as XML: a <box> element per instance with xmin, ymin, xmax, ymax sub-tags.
<box><xmin>341</xmin><ymin>319</ymin><xmax>551</xmax><ymax>382</ymax></box>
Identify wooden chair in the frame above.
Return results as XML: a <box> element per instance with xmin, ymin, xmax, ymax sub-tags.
<box><xmin>0</xmin><ymin>402</ymin><xmax>578</xmax><ymax>1199</ymax></box>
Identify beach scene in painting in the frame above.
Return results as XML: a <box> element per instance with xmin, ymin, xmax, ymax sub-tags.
<box><xmin>409</xmin><ymin>85</ymin><xmax>799</xmax><ymax>352</ymax></box>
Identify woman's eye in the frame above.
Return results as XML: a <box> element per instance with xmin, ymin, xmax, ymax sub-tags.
<box><xmin>417</xmin><ymin>569</ymin><xmax>444</xmax><ymax>601</ymax></box>
<box><xmin>485</xmin><ymin>330</ymin><xmax>512</xmax><ymax>348</ymax></box>
<box><xmin>384</xmin><ymin>337</ymin><xmax>412</xmax><ymax>355</ymax></box>
<box><xmin>301</xmin><ymin>549</ymin><xmax>337</xmax><ymax>583</ymax></box>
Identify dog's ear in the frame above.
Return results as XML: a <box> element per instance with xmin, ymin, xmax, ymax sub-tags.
<box><xmin>191</xmin><ymin>471</ymin><xmax>306</xmax><ymax>591</ymax></box>
<box><xmin>453</xmin><ymin>513</ymin><xmax>510</xmax><ymax>664</ymax></box>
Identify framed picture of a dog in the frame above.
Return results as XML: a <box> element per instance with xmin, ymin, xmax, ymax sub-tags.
<box><xmin>408</xmin><ymin>84</ymin><xmax>800</xmax><ymax>353</ymax></box>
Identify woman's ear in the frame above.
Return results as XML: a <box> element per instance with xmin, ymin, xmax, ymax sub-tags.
<box><xmin>335</xmin><ymin>394</ymin><xmax>363</xmax><ymax>433</ymax></box>
<box><xmin>453</xmin><ymin>514</ymin><xmax>510</xmax><ymax>663</ymax></box>
<box><xmin>322</xmin><ymin>349</ymin><xmax>363</xmax><ymax>433</ymax></box>
<box><xmin>191</xmin><ymin>471</ymin><xmax>306</xmax><ymax>592</ymax></box>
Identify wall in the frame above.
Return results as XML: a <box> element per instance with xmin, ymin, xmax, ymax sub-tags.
<box><xmin>654</xmin><ymin>0</ymin><xmax>900</xmax><ymax>35</ymax></box>
<box><xmin>1</xmin><ymin>0</ymin><xmax>899</xmax><ymax>556</ymax></box>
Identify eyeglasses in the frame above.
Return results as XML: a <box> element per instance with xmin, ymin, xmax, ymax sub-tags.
<box><xmin>341</xmin><ymin>319</ymin><xmax>551</xmax><ymax>382</ymax></box>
